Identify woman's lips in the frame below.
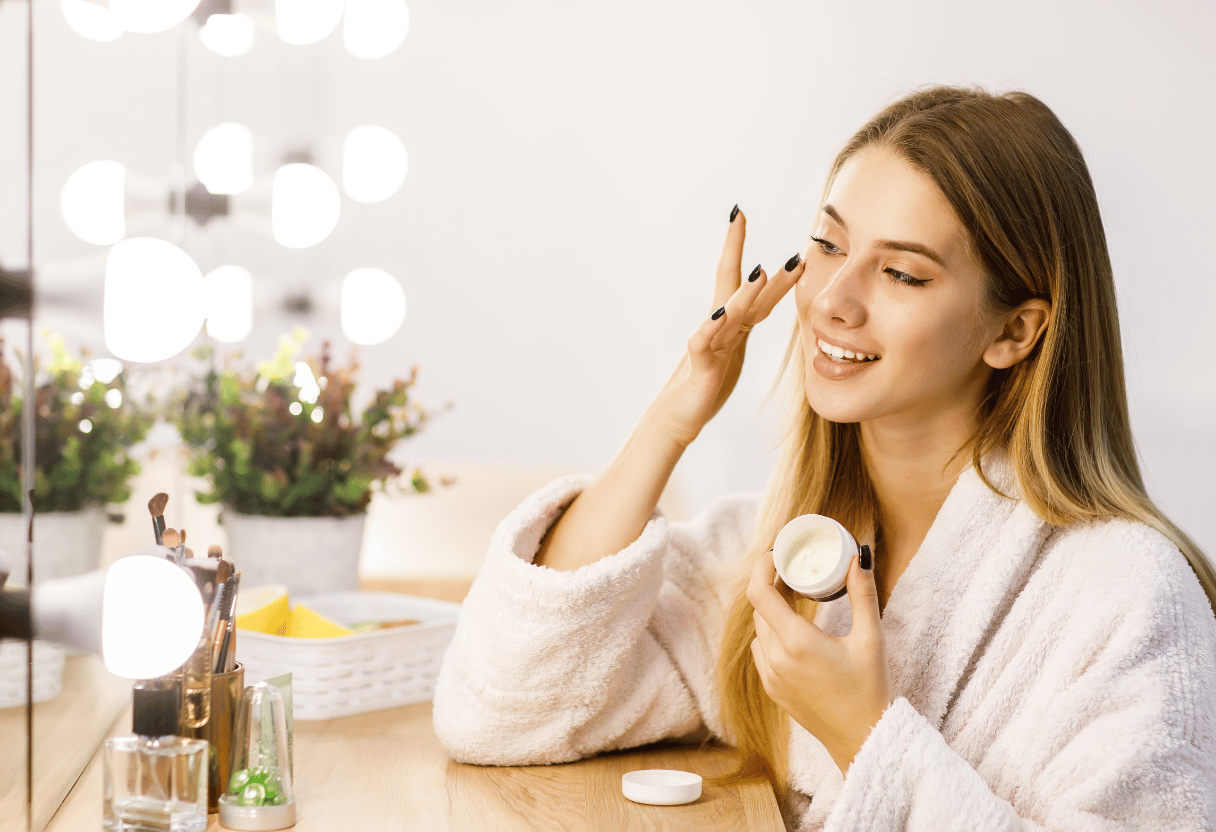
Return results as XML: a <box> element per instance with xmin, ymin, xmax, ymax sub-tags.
<box><xmin>811</xmin><ymin>345</ymin><xmax>880</xmax><ymax>380</ymax></box>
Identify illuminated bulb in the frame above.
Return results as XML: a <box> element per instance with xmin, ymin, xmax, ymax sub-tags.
<box><xmin>79</xmin><ymin>419</ymin><xmax>93</xmax><ymax>433</ymax></box>
<box><xmin>104</xmin><ymin>238</ymin><xmax>205</xmax><ymax>363</ymax></box>
<box><xmin>198</xmin><ymin>12</ymin><xmax>254</xmax><ymax>56</ymax></box>
<box><xmin>70</xmin><ymin>392</ymin><xmax>85</xmax><ymax>405</ymax></box>
<box><xmin>105</xmin><ymin>389</ymin><xmax>123</xmax><ymax>408</ymax></box>
<box><xmin>60</xmin><ymin>0</ymin><xmax>123</xmax><ymax>41</ymax></box>
<box><xmin>343</xmin><ymin>0</ymin><xmax>408</xmax><ymax>59</ymax></box>
<box><xmin>102</xmin><ymin>555</ymin><xmax>204</xmax><ymax>680</ymax></box>
<box><xmin>293</xmin><ymin>362</ymin><xmax>320</xmax><ymax>403</ymax></box>
<box><xmin>194</xmin><ymin>123</ymin><xmax>253</xmax><ymax>196</ymax></box>
<box><xmin>311</xmin><ymin>407</ymin><xmax>323</xmax><ymax>423</ymax></box>
<box><xmin>110</xmin><ymin>0</ymin><xmax>202</xmax><ymax>34</ymax></box>
<box><xmin>341</xmin><ymin>267</ymin><xmax>405</xmax><ymax>345</ymax></box>
<box><xmin>343</xmin><ymin>125</ymin><xmax>408</xmax><ymax>203</ymax></box>
<box><xmin>90</xmin><ymin>358</ymin><xmax>124</xmax><ymax>384</ymax></box>
<box><xmin>272</xmin><ymin>164</ymin><xmax>340</xmax><ymax>248</ymax></box>
<box><xmin>203</xmin><ymin>265</ymin><xmax>254</xmax><ymax>343</ymax></box>
<box><xmin>62</xmin><ymin>160</ymin><xmax>125</xmax><ymax>246</ymax></box>
<box><xmin>276</xmin><ymin>0</ymin><xmax>343</xmax><ymax>45</ymax></box>
<box><xmin>289</xmin><ymin>401</ymin><xmax>302</xmax><ymax>416</ymax></box>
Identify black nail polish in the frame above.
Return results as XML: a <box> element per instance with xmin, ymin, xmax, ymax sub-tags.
<box><xmin>784</xmin><ymin>253</ymin><xmax>801</xmax><ymax>271</ymax></box>
<box><xmin>747</xmin><ymin>264</ymin><xmax>762</xmax><ymax>282</ymax></box>
<box><xmin>729</xmin><ymin>204</ymin><xmax>739</xmax><ymax>223</ymax></box>
<box><xmin>711</xmin><ymin>306</ymin><xmax>726</xmax><ymax>321</ymax></box>
<box><xmin>860</xmin><ymin>544</ymin><xmax>873</xmax><ymax>571</ymax></box>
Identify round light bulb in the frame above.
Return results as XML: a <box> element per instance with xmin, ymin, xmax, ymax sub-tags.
<box><xmin>204</xmin><ymin>265</ymin><xmax>254</xmax><ymax>343</ymax></box>
<box><xmin>343</xmin><ymin>0</ymin><xmax>408</xmax><ymax>59</ymax></box>
<box><xmin>340</xmin><ymin>267</ymin><xmax>406</xmax><ymax>345</ymax></box>
<box><xmin>276</xmin><ymin>0</ymin><xmax>343</xmax><ymax>45</ymax></box>
<box><xmin>272</xmin><ymin>163</ymin><xmax>341</xmax><ymax>249</ymax></box>
<box><xmin>343</xmin><ymin>125</ymin><xmax>408</xmax><ymax>203</ymax></box>
<box><xmin>102</xmin><ymin>555</ymin><xmax>204</xmax><ymax>680</ymax></box>
<box><xmin>194</xmin><ymin>123</ymin><xmax>253</xmax><ymax>195</ymax></box>
<box><xmin>110</xmin><ymin>0</ymin><xmax>202</xmax><ymax>34</ymax></box>
<box><xmin>198</xmin><ymin>12</ymin><xmax>255</xmax><ymax>57</ymax></box>
<box><xmin>60</xmin><ymin>0</ymin><xmax>123</xmax><ymax>41</ymax></box>
<box><xmin>104</xmin><ymin>238</ymin><xmax>205</xmax><ymax>363</ymax></box>
<box><xmin>62</xmin><ymin>160</ymin><xmax>125</xmax><ymax>246</ymax></box>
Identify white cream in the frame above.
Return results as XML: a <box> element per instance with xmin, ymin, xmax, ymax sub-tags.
<box><xmin>783</xmin><ymin>525</ymin><xmax>843</xmax><ymax>585</ymax></box>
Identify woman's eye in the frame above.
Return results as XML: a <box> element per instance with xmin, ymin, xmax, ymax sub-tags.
<box><xmin>884</xmin><ymin>268</ymin><xmax>929</xmax><ymax>287</ymax></box>
<box><xmin>809</xmin><ymin>235</ymin><xmax>842</xmax><ymax>255</ymax></box>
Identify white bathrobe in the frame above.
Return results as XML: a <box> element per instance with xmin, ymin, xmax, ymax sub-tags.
<box><xmin>433</xmin><ymin>458</ymin><xmax>1216</xmax><ymax>831</ymax></box>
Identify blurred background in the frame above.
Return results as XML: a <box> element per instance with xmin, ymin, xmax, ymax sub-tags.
<box><xmin>0</xmin><ymin>0</ymin><xmax>1213</xmax><ymax>564</ymax></box>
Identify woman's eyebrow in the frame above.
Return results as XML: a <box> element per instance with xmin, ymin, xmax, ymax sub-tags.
<box><xmin>822</xmin><ymin>204</ymin><xmax>946</xmax><ymax>268</ymax></box>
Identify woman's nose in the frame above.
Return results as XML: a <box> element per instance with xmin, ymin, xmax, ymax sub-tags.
<box><xmin>810</xmin><ymin>261</ymin><xmax>867</xmax><ymax>328</ymax></box>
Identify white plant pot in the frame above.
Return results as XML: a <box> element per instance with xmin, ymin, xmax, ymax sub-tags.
<box><xmin>0</xmin><ymin>507</ymin><xmax>106</xmax><ymax>585</ymax></box>
<box><xmin>222</xmin><ymin>509</ymin><xmax>367</xmax><ymax>597</ymax></box>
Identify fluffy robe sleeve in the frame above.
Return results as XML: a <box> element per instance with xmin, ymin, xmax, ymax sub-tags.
<box><xmin>432</xmin><ymin>473</ymin><xmax>756</xmax><ymax>765</ymax></box>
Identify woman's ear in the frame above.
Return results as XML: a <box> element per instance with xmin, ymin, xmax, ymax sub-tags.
<box><xmin>983</xmin><ymin>299</ymin><xmax>1050</xmax><ymax>370</ymax></box>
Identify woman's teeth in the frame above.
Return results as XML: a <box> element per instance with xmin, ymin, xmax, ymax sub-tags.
<box><xmin>817</xmin><ymin>339</ymin><xmax>879</xmax><ymax>363</ymax></box>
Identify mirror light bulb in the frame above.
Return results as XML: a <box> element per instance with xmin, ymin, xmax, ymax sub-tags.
<box><xmin>194</xmin><ymin>123</ymin><xmax>254</xmax><ymax>196</ymax></box>
<box><xmin>61</xmin><ymin>0</ymin><xmax>123</xmax><ymax>41</ymax></box>
<box><xmin>110</xmin><ymin>0</ymin><xmax>202</xmax><ymax>34</ymax></box>
<box><xmin>343</xmin><ymin>0</ymin><xmax>408</xmax><ymax>59</ymax></box>
<box><xmin>276</xmin><ymin>0</ymin><xmax>343</xmax><ymax>45</ymax></box>
<box><xmin>102</xmin><ymin>556</ymin><xmax>204</xmax><ymax>680</ymax></box>
<box><xmin>199</xmin><ymin>12</ymin><xmax>255</xmax><ymax>56</ymax></box>
<box><xmin>62</xmin><ymin>160</ymin><xmax>125</xmax><ymax>246</ymax></box>
<box><xmin>343</xmin><ymin>125</ymin><xmax>408</xmax><ymax>204</ymax></box>
<box><xmin>272</xmin><ymin>163</ymin><xmax>341</xmax><ymax>249</ymax></box>
<box><xmin>204</xmin><ymin>265</ymin><xmax>254</xmax><ymax>343</ymax></box>
<box><xmin>341</xmin><ymin>267</ymin><xmax>406</xmax><ymax>345</ymax></box>
<box><xmin>104</xmin><ymin>238</ymin><xmax>205</xmax><ymax>363</ymax></box>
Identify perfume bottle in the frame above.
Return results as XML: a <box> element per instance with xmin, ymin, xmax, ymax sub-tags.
<box><xmin>103</xmin><ymin>681</ymin><xmax>208</xmax><ymax>832</ymax></box>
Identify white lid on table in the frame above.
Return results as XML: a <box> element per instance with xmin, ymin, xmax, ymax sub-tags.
<box><xmin>621</xmin><ymin>769</ymin><xmax>703</xmax><ymax>805</ymax></box>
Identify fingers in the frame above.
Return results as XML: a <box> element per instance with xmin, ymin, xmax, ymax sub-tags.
<box><xmin>713</xmin><ymin>206</ymin><xmax>746</xmax><ymax>309</ymax></box>
<box><xmin>846</xmin><ymin>545</ymin><xmax>882</xmax><ymax>638</ymax></box>
<box><xmin>748</xmin><ymin>547</ymin><xmax>829</xmax><ymax>655</ymax></box>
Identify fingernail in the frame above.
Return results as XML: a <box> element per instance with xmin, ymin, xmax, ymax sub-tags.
<box><xmin>747</xmin><ymin>264</ymin><xmax>762</xmax><ymax>282</ymax></box>
<box><xmin>860</xmin><ymin>544</ymin><xmax>873</xmax><ymax>571</ymax></box>
<box><xmin>729</xmin><ymin>204</ymin><xmax>739</xmax><ymax>223</ymax></box>
<box><xmin>784</xmin><ymin>253</ymin><xmax>801</xmax><ymax>271</ymax></box>
<box><xmin>711</xmin><ymin>306</ymin><xmax>726</xmax><ymax>321</ymax></box>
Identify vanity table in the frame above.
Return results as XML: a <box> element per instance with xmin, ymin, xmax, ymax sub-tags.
<box><xmin>35</xmin><ymin>577</ymin><xmax>785</xmax><ymax>831</ymax></box>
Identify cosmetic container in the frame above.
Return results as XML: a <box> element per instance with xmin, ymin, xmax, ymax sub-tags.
<box><xmin>772</xmin><ymin>514</ymin><xmax>859</xmax><ymax>601</ymax></box>
<box><xmin>103</xmin><ymin>682</ymin><xmax>208</xmax><ymax>832</ymax></box>
<box><xmin>174</xmin><ymin>661</ymin><xmax>245</xmax><ymax>812</ymax></box>
<box><xmin>219</xmin><ymin>681</ymin><xmax>297</xmax><ymax>831</ymax></box>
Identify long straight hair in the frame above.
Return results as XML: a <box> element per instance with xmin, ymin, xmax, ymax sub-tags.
<box><xmin>715</xmin><ymin>86</ymin><xmax>1216</xmax><ymax>792</ymax></box>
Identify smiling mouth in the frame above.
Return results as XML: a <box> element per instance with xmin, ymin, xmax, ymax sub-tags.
<box><xmin>816</xmin><ymin>339</ymin><xmax>881</xmax><ymax>364</ymax></box>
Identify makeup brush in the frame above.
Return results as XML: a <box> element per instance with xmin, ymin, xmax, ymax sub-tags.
<box><xmin>148</xmin><ymin>492</ymin><xmax>168</xmax><ymax>546</ymax></box>
<box><xmin>162</xmin><ymin>528</ymin><xmax>180</xmax><ymax>548</ymax></box>
<box><xmin>207</xmin><ymin>545</ymin><xmax>222</xmax><ymax>560</ymax></box>
<box><xmin>213</xmin><ymin>572</ymin><xmax>240</xmax><ymax>674</ymax></box>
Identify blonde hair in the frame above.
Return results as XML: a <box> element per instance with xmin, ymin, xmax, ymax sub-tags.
<box><xmin>715</xmin><ymin>86</ymin><xmax>1216</xmax><ymax>792</ymax></box>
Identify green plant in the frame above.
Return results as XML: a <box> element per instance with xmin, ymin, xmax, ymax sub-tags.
<box><xmin>176</xmin><ymin>329</ymin><xmax>440</xmax><ymax>517</ymax></box>
<box><xmin>0</xmin><ymin>332</ymin><xmax>154</xmax><ymax>513</ymax></box>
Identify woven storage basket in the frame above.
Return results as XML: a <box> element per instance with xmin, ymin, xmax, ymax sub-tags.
<box><xmin>234</xmin><ymin>592</ymin><xmax>460</xmax><ymax>720</ymax></box>
<box><xmin>0</xmin><ymin>640</ymin><xmax>65</xmax><ymax>707</ymax></box>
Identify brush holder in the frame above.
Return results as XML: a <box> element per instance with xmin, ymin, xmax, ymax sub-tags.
<box><xmin>173</xmin><ymin>661</ymin><xmax>244</xmax><ymax>812</ymax></box>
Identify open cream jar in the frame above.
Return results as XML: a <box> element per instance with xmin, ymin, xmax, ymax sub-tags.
<box><xmin>772</xmin><ymin>514</ymin><xmax>858</xmax><ymax>601</ymax></box>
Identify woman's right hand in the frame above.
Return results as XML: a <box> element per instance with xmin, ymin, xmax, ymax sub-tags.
<box><xmin>649</xmin><ymin>208</ymin><xmax>806</xmax><ymax>448</ymax></box>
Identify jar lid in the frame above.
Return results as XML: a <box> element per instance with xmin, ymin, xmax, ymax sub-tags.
<box><xmin>621</xmin><ymin>770</ymin><xmax>702</xmax><ymax>805</ymax></box>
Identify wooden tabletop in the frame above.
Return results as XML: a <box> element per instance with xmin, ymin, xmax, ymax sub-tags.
<box><xmin>41</xmin><ymin>577</ymin><xmax>783</xmax><ymax>831</ymax></box>
<box><xmin>46</xmin><ymin>699</ymin><xmax>783</xmax><ymax>831</ymax></box>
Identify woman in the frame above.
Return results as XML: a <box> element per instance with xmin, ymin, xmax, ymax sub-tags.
<box><xmin>433</xmin><ymin>86</ymin><xmax>1216</xmax><ymax>830</ymax></box>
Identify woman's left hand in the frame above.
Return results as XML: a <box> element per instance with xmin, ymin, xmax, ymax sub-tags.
<box><xmin>748</xmin><ymin>548</ymin><xmax>894</xmax><ymax>775</ymax></box>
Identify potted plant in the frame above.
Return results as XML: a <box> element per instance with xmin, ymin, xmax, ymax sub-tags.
<box><xmin>174</xmin><ymin>329</ymin><xmax>440</xmax><ymax>596</ymax></box>
<box><xmin>0</xmin><ymin>332</ymin><xmax>154</xmax><ymax>582</ymax></box>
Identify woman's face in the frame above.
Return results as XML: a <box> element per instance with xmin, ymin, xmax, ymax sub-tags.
<box><xmin>796</xmin><ymin>144</ymin><xmax>1003</xmax><ymax>430</ymax></box>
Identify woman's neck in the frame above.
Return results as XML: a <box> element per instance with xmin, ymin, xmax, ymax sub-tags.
<box><xmin>858</xmin><ymin>409</ymin><xmax>978</xmax><ymax>601</ymax></box>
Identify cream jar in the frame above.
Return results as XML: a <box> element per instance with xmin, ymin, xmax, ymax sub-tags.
<box><xmin>772</xmin><ymin>514</ymin><xmax>858</xmax><ymax>601</ymax></box>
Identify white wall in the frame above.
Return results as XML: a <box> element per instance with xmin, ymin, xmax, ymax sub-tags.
<box><xmin>4</xmin><ymin>0</ymin><xmax>1215</xmax><ymax>552</ymax></box>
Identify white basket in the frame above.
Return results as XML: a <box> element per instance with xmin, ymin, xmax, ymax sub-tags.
<box><xmin>234</xmin><ymin>592</ymin><xmax>461</xmax><ymax>721</ymax></box>
<box><xmin>0</xmin><ymin>640</ymin><xmax>66</xmax><ymax>708</ymax></box>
